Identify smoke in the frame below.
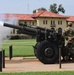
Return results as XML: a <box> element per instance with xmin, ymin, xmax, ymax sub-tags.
<box><xmin>0</xmin><ymin>14</ymin><xmax>18</xmax><ymax>49</ymax></box>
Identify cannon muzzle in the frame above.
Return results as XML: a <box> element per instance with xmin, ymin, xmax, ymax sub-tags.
<box><xmin>4</xmin><ymin>23</ymin><xmax>22</xmax><ymax>30</ymax></box>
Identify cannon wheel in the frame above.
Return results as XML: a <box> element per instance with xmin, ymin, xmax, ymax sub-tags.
<box><xmin>36</xmin><ymin>40</ymin><xmax>59</xmax><ymax>64</ymax></box>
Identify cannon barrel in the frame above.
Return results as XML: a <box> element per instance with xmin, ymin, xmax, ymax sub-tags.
<box><xmin>4</xmin><ymin>23</ymin><xmax>53</xmax><ymax>31</ymax></box>
<box><xmin>4</xmin><ymin>23</ymin><xmax>38</xmax><ymax>36</ymax></box>
<box><xmin>3</xmin><ymin>23</ymin><xmax>54</xmax><ymax>36</ymax></box>
<box><xmin>19</xmin><ymin>22</ymin><xmax>48</xmax><ymax>30</ymax></box>
<box><xmin>4</xmin><ymin>23</ymin><xmax>51</xmax><ymax>36</ymax></box>
<box><xmin>4</xmin><ymin>23</ymin><xmax>22</xmax><ymax>30</ymax></box>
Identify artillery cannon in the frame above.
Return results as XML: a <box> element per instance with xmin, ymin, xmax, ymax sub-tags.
<box><xmin>3</xmin><ymin>23</ymin><xmax>74</xmax><ymax>64</ymax></box>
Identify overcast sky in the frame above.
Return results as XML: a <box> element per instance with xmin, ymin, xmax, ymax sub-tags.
<box><xmin>0</xmin><ymin>0</ymin><xmax>73</xmax><ymax>16</ymax></box>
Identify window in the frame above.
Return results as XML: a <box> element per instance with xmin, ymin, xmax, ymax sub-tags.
<box><xmin>25</xmin><ymin>22</ymin><xmax>27</xmax><ymax>24</ymax></box>
<box><xmin>32</xmin><ymin>22</ymin><xmax>34</xmax><ymax>25</ymax></box>
<box><xmin>13</xmin><ymin>29</ymin><xmax>15</xmax><ymax>34</ymax></box>
<box><xmin>51</xmin><ymin>20</ymin><xmax>55</xmax><ymax>25</ymax></box>
<box><xmin>58</xmin><ymin>21</ymin><xmax>62</xmax><ymax>25</ymax></box>
<box><xmin>46</xmin><ymin>20</ymin><xmax>47</xmax><ymax>24</ymax></box>
<box><xmin>50</xmin><ymin>20</ymin><xmax>56</xmax><ymax>27</ymax></box>
<box><xmin>43</xmin><ymin>20</ymin><xmax>48</xmax><ymax>25</ymax></box>
<box><xmin>43</xmin><ymin>20</ymin><xmax>45</xmax><ymax>24</ymax></box>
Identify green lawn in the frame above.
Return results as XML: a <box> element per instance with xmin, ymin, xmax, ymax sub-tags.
<box><xmin>0</xmin><ymin>71</ymin><xmax>74</xmax><ymax>75</ymax></box>
<box><xmin>2</xmin><ymin>39</ymin><xmax>36</xmax><ymax>57</ymax></box>
<box><xmin>1</xmin><ymin>40</ymin><xmax>74</xmax><ymax>74</ymax></box>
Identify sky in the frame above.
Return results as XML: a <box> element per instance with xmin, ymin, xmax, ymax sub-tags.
<box><xmin>0</xmin><ymin>0</ymin><xmax>74</xmax><ymax>16</ymax></box>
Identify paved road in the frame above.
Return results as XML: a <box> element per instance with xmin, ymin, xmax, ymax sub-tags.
<box><xmin>3</xmin><ymin>57</ymin><xmax>74</xmax><ymax>72</ymax></box>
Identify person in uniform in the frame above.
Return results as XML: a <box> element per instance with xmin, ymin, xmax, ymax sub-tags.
<box><xmin>62</xmin><ymin>22</ymin><xmax>74</xmax><ymax>61</ymax></box>
<box><xmin>63</xmin><ymin>22</ymin><xmax>74</xmax><ymax>41</ymax></box>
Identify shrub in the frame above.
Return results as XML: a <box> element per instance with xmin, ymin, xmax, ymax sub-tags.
<box><xmin>10</xmin><ymin>35</ymin><xmax>20</xmax><ymax>40</ymax></box>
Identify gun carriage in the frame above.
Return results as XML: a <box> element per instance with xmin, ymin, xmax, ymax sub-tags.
<box><xmin>3</xmin><ymin>23</ymin><xmax>74</xmax><ymax>64</ymax></box>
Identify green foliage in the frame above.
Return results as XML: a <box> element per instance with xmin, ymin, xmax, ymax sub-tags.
<box><xmin>32</xmin><ymin>3</ymin><xmax>65</xmax><ymax>14</ymax></box>
<box><xmin>58</xmin><ymin>4</ymin><xmax>65</xmax><ymax>13</ymax></box>
<box><xmin>10</xmin><ymin>35</ymin><xmax>20</xmax><ymax>40</ymax></box>
<box><xmin>49</xmin><ymin>3</ymin><xmax>65</xmax><ymax>14</ymax></box>
<box><xmin>49</xmin><ymin>3</ymin><xmax>58</xmax><ymax>13</ymax></box>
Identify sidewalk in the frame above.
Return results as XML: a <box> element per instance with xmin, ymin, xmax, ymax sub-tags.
<box><xmin>2</xmin><ymin>57</ymin><xmax>74</xmax><ymax>72</ymax></box>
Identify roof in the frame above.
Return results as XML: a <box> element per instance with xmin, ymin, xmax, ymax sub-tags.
<box><xmin>66</xmin><ymin>16</ymin><xmax>74</xmax><ymax>22</ymax></box>
<box><xmin>32</xmin><ymin>11</ymin><xmax>68</xmax><ymax>18</ymax></box>
<box><xmin>4</xmin><ymin>14</ymin><xmax>35</xmax><ymax>21</ymax></box>
<box><xmin>0</xmin><ymin>11</ymin><xmax>68</xmax><ymax>21</ymax></box>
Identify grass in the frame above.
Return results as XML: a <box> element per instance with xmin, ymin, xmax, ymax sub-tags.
<box><xmin>2</xmin><ymin>39</ymin><xmax>36</xmax><ymax>57</ymax></box>
<box><xmin>1</xmin><ymin>39</ymin><xmax>74</xmax><ymax>74</ymax></box>
<box><xmin>0</xmin><ymin>71</ymin><xmax>74</xmax><ymax>75</ymax></box>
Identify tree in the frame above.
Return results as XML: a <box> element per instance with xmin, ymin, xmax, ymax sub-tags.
<box><xmin>49</xmin><ymin>3</ymin><xmax>65</xmax><ymax>14</ymax></box>
<box><xmin>33</xmin><ymin>7</ymin><xmax>47</xmax><ymax>13</ymax></box>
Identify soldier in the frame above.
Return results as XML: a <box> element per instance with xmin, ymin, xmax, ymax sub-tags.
<box><xmin>63</xmin><ymin>22</ymin><xmax>74</xmax><ymax>40</ymax></box>
<box><xmin>63</xmin><ymin>22</ymin><xmax>74</xmax><ymax>61</ymax></box>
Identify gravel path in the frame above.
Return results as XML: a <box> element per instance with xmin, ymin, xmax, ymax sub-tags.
<box><xmin>3</xmin><ymin>57</ymin><xmax>74</xmax><ymax>72</ymax></box>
